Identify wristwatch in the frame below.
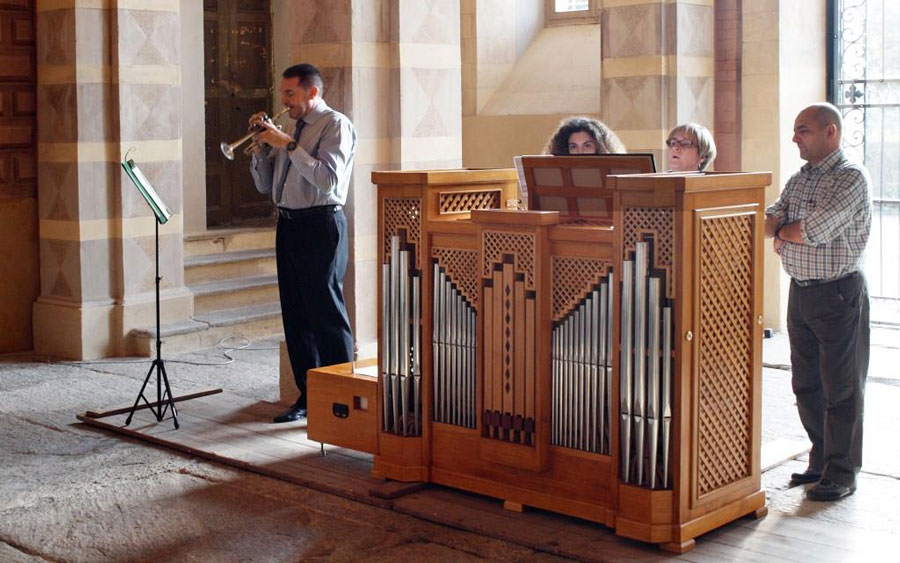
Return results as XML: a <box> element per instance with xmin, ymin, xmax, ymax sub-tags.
<box><xmin>286</xmin><ymin>141</ymin><xmax>297</xmax><ymax>153</ymax></box>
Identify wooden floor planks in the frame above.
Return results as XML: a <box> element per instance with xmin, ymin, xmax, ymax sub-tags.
<box><xmin>391</xmin><ymin>487</ymin><xmax>670</xmax><ymax>563</ymax></box>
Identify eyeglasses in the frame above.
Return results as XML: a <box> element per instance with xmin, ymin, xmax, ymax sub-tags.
<box><xmin>666</xmin><ymin>138</ymin><xmax>696</xmax><ymax>149</ymax></box>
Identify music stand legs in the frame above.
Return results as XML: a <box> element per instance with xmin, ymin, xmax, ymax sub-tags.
<box><xmin>125</xmin><ymin>357</ymin><xmax>179</xmax><ymax>428</ymax></box>
<box><xmin>124</xmin><ymin>218</ymin><xmax>179</xmax><ymax>429</ymax></box>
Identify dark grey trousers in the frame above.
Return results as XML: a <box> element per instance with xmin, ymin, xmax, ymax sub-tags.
<box><xmin>787</xmin><ymin>271</ymin><xmax>869</xmax><ymax>487</ymax></box>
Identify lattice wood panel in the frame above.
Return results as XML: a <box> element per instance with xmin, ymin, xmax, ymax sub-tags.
<box><xmin>383</xmin><ymin>198</ymin><xmax>422</xmax><ymax>268</ymax></box>
<box><xmin>696</xmin><ymin>213</ymin><xmax>754</xmax><ymax>496</ymax></box>
<box><xmin>433</xmin><ymin>247</ymin><xmax>478</xmax><ymax>307</ymax></box>
<box><xmin>482</xmin><ymin>232</ymin><xmax>535</xmax><ymax>289</ymax></box>
<box><xmin>623</xmin><ymin>207</ymin><xmax>674</xmax><ymax>298</ymax></box>
<box><xmin>439</xmin><ymin>190</ymin><xmax>501</xmax><ymax>214</ymax></box>
<box><xmin>551</xmin><ymin>256</ymin><xmax>610</xmax><ymax>321</ymax></box>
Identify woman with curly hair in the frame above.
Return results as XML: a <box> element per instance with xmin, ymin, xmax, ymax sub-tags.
<box><xmin>544</xmin><ymin>116</ymin><xmax>626</xmax><ymax>155</ymax></box>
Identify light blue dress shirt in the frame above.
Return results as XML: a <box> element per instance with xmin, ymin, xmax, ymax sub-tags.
<box><xmin>250</xmin><ymin>101</ymin><xmax>357</xmax><ymax>209</ymax></box>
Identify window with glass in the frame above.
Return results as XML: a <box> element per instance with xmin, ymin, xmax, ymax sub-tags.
<box><xmin>546</xmin><ymin>0</ymin><xmax>598</xmax><ymax>25</ymax></box>
<box><xmin>829</xmin><ymin>0</ymin><xmax>900</xmax><ymax>324</ymax></box>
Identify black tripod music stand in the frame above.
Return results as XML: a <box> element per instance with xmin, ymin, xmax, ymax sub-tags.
<box><xmin>121</xmin><ymin>155</ymin><xmax>179</xmax><ymax>429</ymax></box>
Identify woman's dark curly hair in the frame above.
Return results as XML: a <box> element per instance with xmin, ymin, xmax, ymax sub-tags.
<box><xmin>544</xmin><ymin>117</ymin><xmax>626</xmax><ymax>155</ymax></box>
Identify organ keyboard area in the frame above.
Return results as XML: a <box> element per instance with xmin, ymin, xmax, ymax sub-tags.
<box><xmin>368</xmin><ymin>163</ymin><xmax>771</xmax><ymax>553</ymax></box>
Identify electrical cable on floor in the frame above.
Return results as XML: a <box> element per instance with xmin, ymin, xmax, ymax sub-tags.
<box><xmin>169</xmin><ymin>335</ymin><xmax>280</xmax><ymax>366</ymax></box>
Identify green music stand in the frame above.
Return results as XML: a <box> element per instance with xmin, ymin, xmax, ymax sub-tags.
<box><xmin>121</xmin><ymin>156</ymin><xmax>178</xmax><ymax>429</ymax></box>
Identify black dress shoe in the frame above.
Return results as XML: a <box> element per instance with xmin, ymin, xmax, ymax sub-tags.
<box><xmin>789</xmin><ymin>468</ymin><xmax>822</xmax><ymax>485</ymax></box>
<box><xmin>806</xmin><ymin>479</ymin><xmax>856</xmax><ymax>501</ymax></box>
<box><xmin>273</xmin><ymin>407</ymin><xmax>307</xmax><ymax>423</ymax></box>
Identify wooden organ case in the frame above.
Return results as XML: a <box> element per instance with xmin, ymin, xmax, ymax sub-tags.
<box><xmin>371</xmin><ymin>164</ymin><xmax>771</xmax><ymax>552</ymax></box>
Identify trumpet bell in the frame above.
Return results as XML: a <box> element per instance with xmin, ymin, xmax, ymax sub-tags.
<box><xmin>220</xmin><ymin>107</ymin><xmax>289</xmax><ymax>161</ymax></box>
<box><xmin>220</xmin><ymin>141</ymin><xmax>237</xmax><ymax>160</ymax></box>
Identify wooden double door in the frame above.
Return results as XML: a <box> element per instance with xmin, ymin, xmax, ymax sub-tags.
<box><xmin>204</xmin><ymin>0</ymin><xmax>274</xmax><ymax>227</ymax></box>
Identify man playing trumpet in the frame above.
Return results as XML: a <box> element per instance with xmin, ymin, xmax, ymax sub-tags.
<box><xmin>248</xmin><ymin>63</ymin><xmax>357</xmax><ymax>423</ymax></box>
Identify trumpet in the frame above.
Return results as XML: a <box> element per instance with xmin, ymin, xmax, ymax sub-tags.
<box><xmin>220</xmin><ymin>107</ymin><xmax>290</xmax><ymax>160</ymax></box>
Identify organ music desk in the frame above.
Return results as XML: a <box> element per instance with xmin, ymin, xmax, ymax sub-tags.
<box><xmin>336</xmin><ymin>164</ymin><xmax>769</xmax><ymax>552</ymax></box>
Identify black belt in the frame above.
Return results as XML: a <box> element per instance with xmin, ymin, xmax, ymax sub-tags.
<box><xmin>792</xmin><ymin>271</ymin><xmax>858</xmax><ymax>288</ymax></box>
<box><xmin>277</xmin><ymin>205</ymin><xmax>342</xmax><ymax>219</ymax></box>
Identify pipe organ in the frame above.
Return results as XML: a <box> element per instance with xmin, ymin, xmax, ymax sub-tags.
<box><xmin>432</xmin><ymin>261</ymin><xmax>477</xmax><ymax>429</ymax></box>
<box><xmin>370</xmin><ymin>166</ymin><xmax>770</xmax><ymax>552</ymax></box>
<box><xmin>381</xmin><ymin>235</ymin><xmax>422</xmax><ymax>437</ymax></box>
<box><xmin>551</xmin><ymin>270</ymin><xmax>613</xmax><ymax>455</ymax></box>
<box><xmin>620</xmin><ymin>240</ymin><xmax>673</xmax><ymax>489</ymax></box>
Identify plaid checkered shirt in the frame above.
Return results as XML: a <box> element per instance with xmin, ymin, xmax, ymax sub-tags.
<box><xmin>766</xmin><ymin>148</ymin><xmax>872</xmax><ymax>282</ymax></box>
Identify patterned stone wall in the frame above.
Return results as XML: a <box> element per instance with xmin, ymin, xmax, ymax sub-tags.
<box><xmin>396</xmin><ymin>0</ymin><xmax>462</xmax><ymax>170</ymax></box>
<box><xmin>467</xmin><ymin>0</ymin><xmax>516</xmax><ymax>115</ymax></box>
<box><xmin>600</xmin><ymin>0</ymin><xmax>715</xmax><ymax>162</ymax></box>
<box><xmin>34</xmin><ymin>1</ymin><xmax>190</xmax><ymax>359</ymax></box>
<box><xmin>461</xmin><ymin>1</ymin><xmax>713</xmax><ymax>169</ymax></box>
<box><xmin>286</xmin><ymin>0</ymin><xmax>462</xmax><ymax>358</ymax></box>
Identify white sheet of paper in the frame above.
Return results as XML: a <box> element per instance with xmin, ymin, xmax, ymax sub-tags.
<box><xmin>513</xmin><ymin>155</ymin><xmax>528</xmax><ymax>208</ymax></box>
<box><xmin>354</xmin><ymin>364</ymin><xmax>379</xmax><ymax>378</ymax></box>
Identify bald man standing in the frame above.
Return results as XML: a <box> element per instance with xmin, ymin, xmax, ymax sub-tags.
<box><xmin>765</xmin><ymin>103</ymin><xmax>872</xmax><ymax>501</ymax></box>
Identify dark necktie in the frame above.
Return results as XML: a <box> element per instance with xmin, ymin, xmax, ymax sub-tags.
<box><xmin>293</xmin><ymin>118</ymin><xmax>306</xmax><ymax>142</ymax></box>
<box><xmin>277</xmin><ymin>119</ymin><xmax>306</xmax><ymax>203</ymax></box>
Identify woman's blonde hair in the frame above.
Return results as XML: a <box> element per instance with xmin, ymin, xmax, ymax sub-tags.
<box><xmin>668</xmin><ymin>123</ymin><xmax>717</xmax><ymax>171</ymax></box>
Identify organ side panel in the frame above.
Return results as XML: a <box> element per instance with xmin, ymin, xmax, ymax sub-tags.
<box><xmin>688</xmin><ymin>203</ymin><xmax>763</xmax><ymax>515</ymax></box>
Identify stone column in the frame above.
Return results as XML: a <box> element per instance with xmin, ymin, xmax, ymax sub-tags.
<box><xmin>601</xmin><ymin>0</ymin><xmax>715</xmax><ymax>164</ymax></box>
<box><xmin>34</xmin><ymin>1</ymin><xmax>191</xmax><ymax>359</ymax></box>
<box><xmin>741</xmin><ymin>0</ymin><xmax>826</xmax><ymax>330</ymax></box>
<box><xmin>714</xmin><ymin>0</ymin><xmax>742</xmax><ymax>172</ymax></box>
<box><xmin>283</xmin><ymin>0</ymin><xmax>462</xmax><ymax>359</ymax></box>
<box><xmin>394</xmin><ymin>0</ymin><xmax>462</xmax><ymax>171</ymax></box>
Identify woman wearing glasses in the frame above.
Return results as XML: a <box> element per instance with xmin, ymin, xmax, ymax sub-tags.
<box><xmin>545</xmin><ymin>116</ymin><xmax>626</xmax><ymax>155</ymax></box>
<box><xmin>665</xmin><ymin>123</ymin><xmax>717</xmax><ymax>172</ymax></box>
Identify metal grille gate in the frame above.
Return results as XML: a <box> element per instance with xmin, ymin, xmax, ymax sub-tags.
<box><xmin>831</xmin><ymin>0</ymin><xmax>900</xmax><ymax>324</ymax></box>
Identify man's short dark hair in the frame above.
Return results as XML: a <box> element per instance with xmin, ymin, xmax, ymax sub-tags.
<box><xmin>283</xmin><ymin>63</ymin><xmax>324</xmax><ymax>90</ymax></box>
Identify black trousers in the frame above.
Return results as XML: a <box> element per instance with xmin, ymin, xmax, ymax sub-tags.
<box><xmin>276</xmin><ymin>207</ymin><xmax>354</xmax><ymax>407</ymax></box>
<box><xmin>787</xmin><ymin>272</ymin><xmax>869</xmax><ymax>487</ymax></box>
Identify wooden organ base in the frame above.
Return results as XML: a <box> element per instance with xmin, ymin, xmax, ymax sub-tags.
<box><xmin>307</xmin><ymin>358</ymin><xmax>378</xmax><ymax>455</ymax></box>
<box><xmin>362</xmin><ymin>167</ymin><xmax>771</xmax><ymax>552</ymax></box>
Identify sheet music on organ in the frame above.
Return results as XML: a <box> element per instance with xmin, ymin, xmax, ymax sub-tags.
<box><xmin>517</xmin><ymin>153</ymin><xmax>656</xmax><ymax>222</ymax></box>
